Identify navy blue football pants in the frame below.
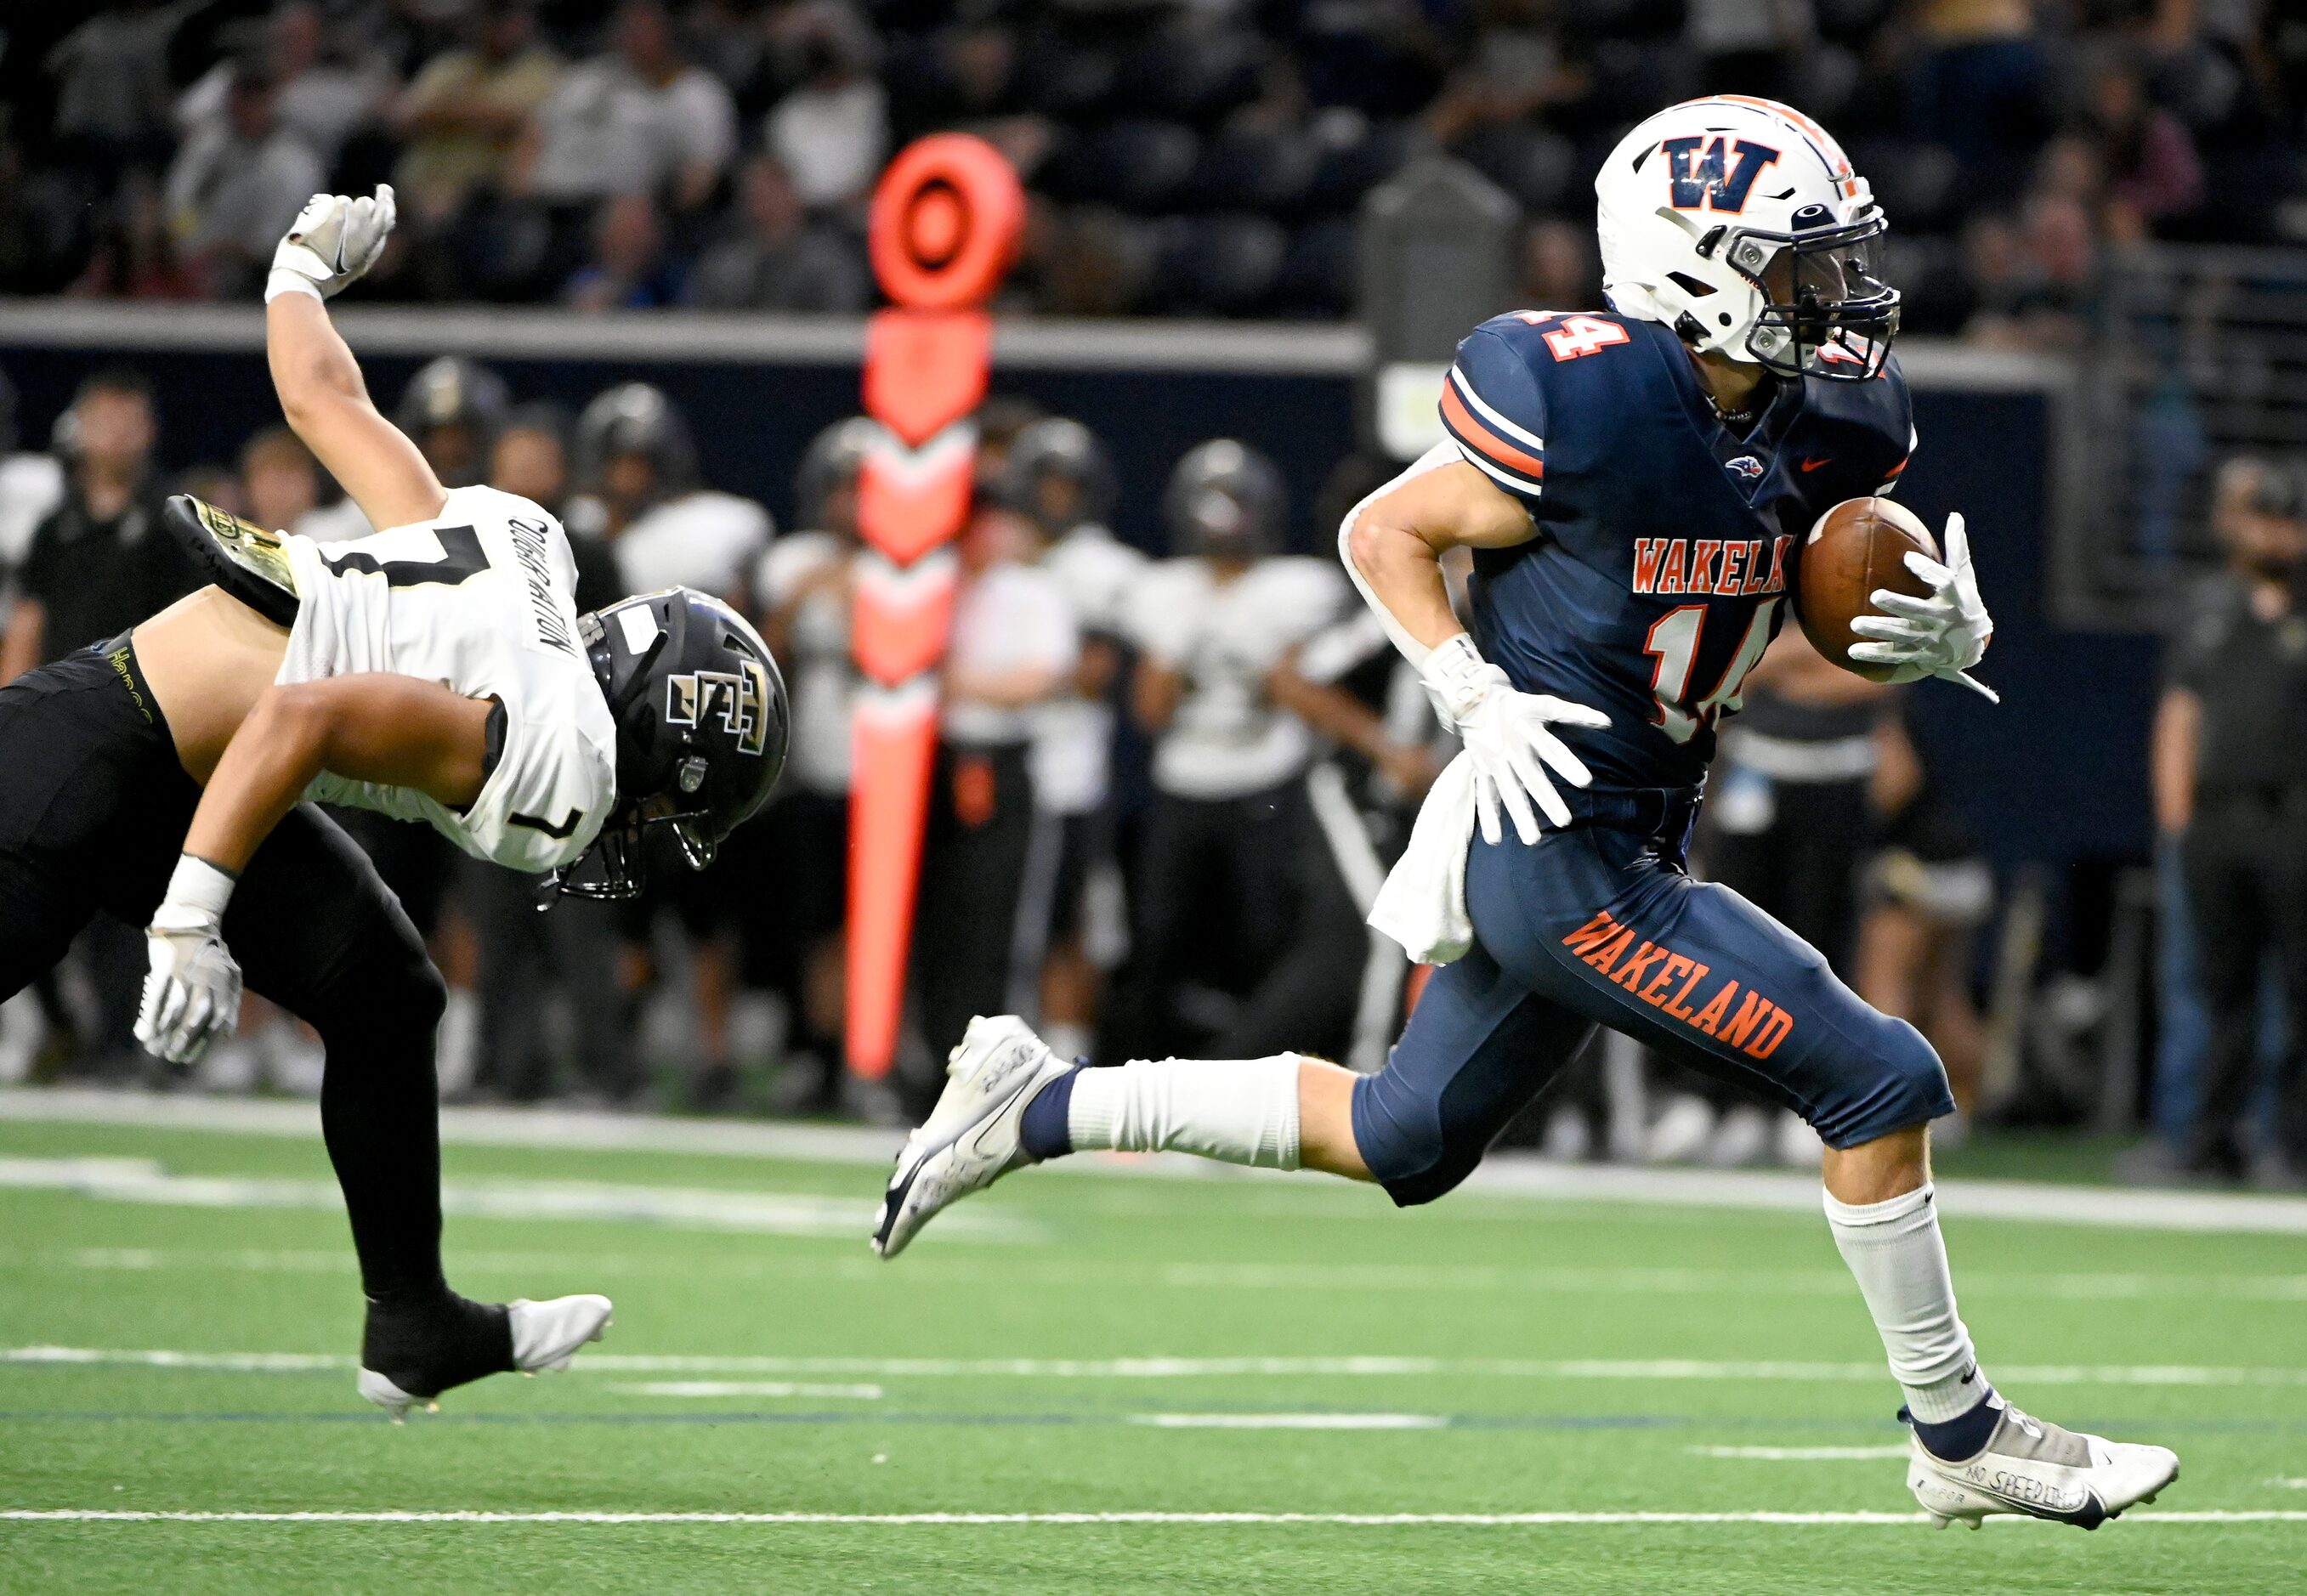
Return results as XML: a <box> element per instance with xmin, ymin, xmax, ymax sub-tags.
<box><xmin>1351</xmin><ymin>793</ymin><xmax>1953</xmax><ymax>1206</ymax></box>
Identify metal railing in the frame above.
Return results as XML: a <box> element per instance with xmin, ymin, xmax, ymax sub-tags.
<box><xmin>2066</xmin><ymin>243</ymin><xmax>2307</xmax><ymax>630</ymax></box>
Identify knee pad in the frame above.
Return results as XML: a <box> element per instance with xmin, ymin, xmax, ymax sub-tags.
<box><xmin>1351</xmin><ymin>1070</ymin><xmax>1471</xmax><ymax>1208</ymax></box>
<box><xmin>1817</xmin><ymin>1015</ymin><xmax>1953</xmax><ymax>1147</ymax></box>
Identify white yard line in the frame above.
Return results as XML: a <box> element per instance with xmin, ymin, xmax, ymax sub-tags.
<box><xmin>606</xmin><ymin>1382</ymin><xmax>884</xmax><ymax>1400</ymax></box>
<box><xmin>10</xmin><ymin>1086</ymin><xmax>2307</xmax><ymax>1234</ymax></box>
<box><xmin>9</xmin><ymin>1346</ymin><xmax>2307</xmax><ymax>1388</ymax></box>
<box><xmin>1689</xmin><ymin>1446</ymin><xmax>1913</xmax><ymax>1461</ymax></box>
<box><xmin>1</xmin><ymin>1508</ymin><xmax>2301</xmax><ymax>1526</ymax></box>
<box><xmin>0</xmin><ymin>1157</ymin><xmax>1034</xmax><ymax>1244</ymax></box>
<box><xmin>1128</xmin><ymin>1414</ymin><xmax>1447</xmax><ymax>1429</ymax></box>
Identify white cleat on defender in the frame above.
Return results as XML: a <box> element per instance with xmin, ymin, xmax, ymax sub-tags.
<box><xmin>1906</xmin><ymin>1403</ymin><xmax>2178</xmax><ymax>1531</ymax></box>
<box><xmin>358</xmin><ymin>1293</ymin><xmax>613</xmax><ymax>1422</ymax></box>
<box><xmin>872</xmin><ymin>1014</ymin><xmax>1071</xmax><ymax>1260</ymax></box>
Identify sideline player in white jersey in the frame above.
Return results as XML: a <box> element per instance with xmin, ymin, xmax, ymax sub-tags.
<box><xmin>0</xmin><ymin>186</ymin><xmax>789</xmax><ymax>1417</ymax></box>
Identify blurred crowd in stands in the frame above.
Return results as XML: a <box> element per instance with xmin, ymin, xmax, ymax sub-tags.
<box><xmin>0</xmin><ymin>1</ymin><xmax>2298</xmax><ymax>337</ymax></box>
<box><xmin>0</xmin><ymin>352</ymin><xmax>2027</xmax><ymax>1176</ymax></box>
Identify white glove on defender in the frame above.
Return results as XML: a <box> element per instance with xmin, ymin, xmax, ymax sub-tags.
<box><xmin>1420</xmin><ymin>634</ymin><xmax>1609</xmax><ymax>845</ymax></box>
<box><xmin>1848</xmin><ymin>512</ymin><xmax>1999</xmax><ymax>703</ymax></box>
<box><xmin>136</xmin><ymin>857</ymin><xmax>242</xmax><ymax>1067</ymax></box>
<box><xmin>266</xmin><ymin>184</ymin><xmax>397</xmax><ymax>303</ymax></box>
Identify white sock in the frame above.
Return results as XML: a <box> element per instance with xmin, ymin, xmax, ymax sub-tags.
<box><xmin>1822</xmin><ymin>1183</ymin><xmax>1987</xmax><ymax>1423</ymax></box>
<box><xmin>1068</xmin><ymin>1055</ymin><xmax>1302</xmax><ymax>1170</ymax></box>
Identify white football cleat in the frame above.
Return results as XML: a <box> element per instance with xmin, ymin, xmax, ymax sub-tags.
<box><xmin>1907</xmin><ymin>1403</ymin><xmax>2178</xmax><ymax>1530</ymax></box>
<box><xmin>872</xmin><ymin>1014</ymin><xmax>1071</xmax><ymax>1260</ymax></box>
<box><xmin>359</xmin><ymin>1293</ymin><xmax>613</xmax><ymax>1421</ymax></box>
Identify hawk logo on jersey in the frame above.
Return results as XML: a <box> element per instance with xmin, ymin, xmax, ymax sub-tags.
<box><xmin>1660</xmin><ymin>136</ymin><xmax>1779</xmax><ymax>214</ymax></box>
<box><xmin>666</xmin><ymin>660</ymin><xmax>773</xmax><ymax>756</ymax></box>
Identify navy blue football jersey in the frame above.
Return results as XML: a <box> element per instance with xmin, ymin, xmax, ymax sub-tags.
<box><xmin>1438</xmin><ymin>308</ymin><xmax>1913</xmax><ymax>792</ymax></box>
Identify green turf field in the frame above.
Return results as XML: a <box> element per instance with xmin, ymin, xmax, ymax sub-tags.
<box><xmin>3</xmin><ymin>1108</ymin><xmax>2304</xmax><ymax>1593</ymax></box>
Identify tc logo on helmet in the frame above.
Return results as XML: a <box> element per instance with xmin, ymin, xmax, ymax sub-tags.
<box><xmin>1661</xmin><ymin>136</ymin><xmax>1780</xmax><ymax>214</ymax></box>
<box><xmin>666</xmin><ymin>661</ymin><xmax>772</xmax><ymax>756</ymax></box>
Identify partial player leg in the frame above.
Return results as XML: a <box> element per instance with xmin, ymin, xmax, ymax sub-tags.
<box><xmin>1471</xmin><ymin>821</ymin><xmax>2177</xmax><ymax>1528</ymax></box>
<box><xmin>226</xmin><ymin>804</ymin><xmax>609</xmax><ymax>1417</ymax></box>
<box><xmin>870</xmin><ymin>937</ymin><xmax>1595</xmax><ymax>1256</ymax></box>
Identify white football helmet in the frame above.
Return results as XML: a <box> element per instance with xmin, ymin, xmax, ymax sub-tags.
<box><xmin>1596</xmin><ymin>96</ymin><xmax>1899</xmax><ymax>381</ymax></box>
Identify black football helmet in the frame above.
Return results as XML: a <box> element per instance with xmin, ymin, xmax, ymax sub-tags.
<box><xmin>1000</xmin><ymin>417</ymin><xmax>1117</xmax><ymax>537</ymax></box>
<box><xmin>396</xmin><ymin>356</ymin><xmax>510</xmax><ymax>486</ymax></box>
<box><xmin>1164</xmin><ymin>439</ymin><xmax>1284</xmax><ymax>560</ymax></box>
<box><xmin>554</xmin><ymin>586</ymin><xmax>790</xmax><ymax>900</ymax></box>
<box><xmin>575</xmin><ymin>382</ymin><xmax>699</xmax><ymax>507</ymax></box>
<box><xmin>794</xmin><ymin>416</ymin><xmax>882</xmax><ymax>533</ymax></box>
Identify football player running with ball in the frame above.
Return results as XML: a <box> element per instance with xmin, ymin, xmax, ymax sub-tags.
<box><xmin>0</xmin><ymin>187</ymin><xmax>788</xmax><ymax>1418</ymax></box>
<box><xmin>876</xmin><ymin>99</ymin><xmax>2178</xmax><ymax>1530</ymax></box>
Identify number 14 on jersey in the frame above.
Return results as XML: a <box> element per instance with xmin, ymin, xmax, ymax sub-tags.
<box><xmin>1643</xmin><ymin>598</ymin><xmax>1780</xmax><ymax>743</ymax></box>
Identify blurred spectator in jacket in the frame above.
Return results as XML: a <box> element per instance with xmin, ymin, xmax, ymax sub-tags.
<box><xmin>685</xmin><ymin>156</ymin><xmax>870</xmax><ymax>310</ymax></box>
<box><xmin>392</xmin><ymin>0</ymin><xmax>564</xmax><ymax>226</ymax></box>
<box><xmin>762</xmin><ymin>1</ymin><xmax>888</xmax><ymax>209</ymax></box>
<box><xmin>46</xmin><ymin>0</ymin><xmax>189</xmax><ymax>178</ymax></box>
<box><xmin>164</xmin><ymin>64</ymin><xmax>326</xmax><ymax>300</ymax></box>
<box><xmin>175</xmin><ymin>4</ymin><xmax>394</xmax><ymax>175</ymax></box>
<box><xmin>520</xmin><ymin>0</ymin><xmax>736</xmax><ymax>215</ymax></box>
<box><xmin>564</xmin><ymin>192</ymin><xmax>679</xmax><ymax>309</ymax></box>
<box><xmin>2089</xmin><ymin>56</ymin><xmax>2204</xmax><ymax>242</ymax></box>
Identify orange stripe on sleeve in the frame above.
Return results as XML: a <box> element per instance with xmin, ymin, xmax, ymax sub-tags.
<box><xmin>1439</xmin><ymin>379</ymin><xmax>1545</xmax><ymax>480</ymax></box>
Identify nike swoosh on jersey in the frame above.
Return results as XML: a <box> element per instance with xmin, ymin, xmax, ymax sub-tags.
<box><xmin>1800</xmin><ymin>456</ymin><xmax>1834</xmax><ymax>473</ymax></box>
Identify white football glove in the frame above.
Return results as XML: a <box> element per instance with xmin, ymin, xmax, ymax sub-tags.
<box><xmin>266</xmin><ymin>184</ymin><xmax>396</xmax><ymax>303</ymax></box>
<box><xmin>1848</xmin><ymin>512</ymin><xmax>2000</xmax><ymax>703</ymax></box>
<box><xmin>1420</xmin><ymin>634</ymin><xmax>1610</xmax><ymax>845</ymax></box>
<box><xmin>135</xmin><ymin>857</ymin><xmax>242</xmax><ymax>1067</ymax></box>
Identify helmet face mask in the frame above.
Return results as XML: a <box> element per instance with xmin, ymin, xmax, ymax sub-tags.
<box><xmin>1596</xmin><ymin>96</ymin><xmax>1901</xmax><ymax>384</ymax></box>
<box><xmin>1720</xmin><ymin>214</ymin><xmax>1899</xmax><ymax>380</ymax></box>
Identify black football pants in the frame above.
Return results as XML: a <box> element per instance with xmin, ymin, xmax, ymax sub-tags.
<box><xmin>2180</xmin><ymin>790</ymin><xmax>2307</xmax><ymax>1169</ymax></box>
<box><xmin>1103</xmin><ymin>777</ymin><xmax>1366</xmax><ymax>1065</ymax></box>
<box><xmin>0</xmin><ymin>643</ymin><xmax>452</xmax><ymax>1302</ymax></box>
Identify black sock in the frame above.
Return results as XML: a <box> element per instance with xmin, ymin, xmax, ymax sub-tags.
<box><xmin>1904</xmin><ymin>1388</ymin><xmax>2003</xmax><ymax>1462</ymax></box>
<box><xmin>1017</xmin><ymin>1067</ymin><xmax>1080</xmax><ymax>1160</ymax></box>
<box><xmin>361</xmin><ymin>1285</ymin><xmax>514</xmax><ymax>1399</ymax></box>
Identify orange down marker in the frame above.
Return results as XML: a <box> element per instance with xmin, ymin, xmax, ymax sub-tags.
<box><xmin>846</xmin><ymin>135</ymin><xmax>1025</xmax><ymax>1081</ymax></box>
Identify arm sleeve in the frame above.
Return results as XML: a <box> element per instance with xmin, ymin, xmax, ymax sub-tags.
<box><xmin>1438</xmin><ymin>327</ymin><xmax>1550</xmax><ymax>507</ymax></box>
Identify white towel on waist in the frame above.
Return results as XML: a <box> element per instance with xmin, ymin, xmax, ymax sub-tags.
<box><xmin>1368</xmin><ymin>750</ymin><xmax>1480</xmax><ymax>965</ymax></box>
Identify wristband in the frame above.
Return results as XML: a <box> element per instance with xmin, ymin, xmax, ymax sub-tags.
<box><xmin>162</xmin><ymin>854</ymin><xmax>239</xmax><ymax>923</ymax></box>
<box><xmin>1415</xmin><ymin>633</ymin><xmax>1493</xmax><ymax>724</ymax></box>
<box><xmin>265</xmin><ymin>269</ymin><xmax>324</xmax><ymax>304</ymax></box>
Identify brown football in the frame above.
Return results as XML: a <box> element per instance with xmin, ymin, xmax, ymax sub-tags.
<box><xmin>1796</xmin><ymin>496</ymin><xmax>1940</xmax><ymax>681</ymax></box>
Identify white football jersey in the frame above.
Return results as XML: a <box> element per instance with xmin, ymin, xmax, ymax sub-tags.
<box><xmin>275</xmin><ymin>484</ymin><xmax>619</xmax><ymax>873</ymax></box>
<box><xmin>1125</xmin><ymin>554</ymin><xmax>1351</xmax><ymax>800</ymax></box>
<box><xmin>614</xmin><ymin>489</ymin><xmax>772</xmax><ymax>597</ymax></box>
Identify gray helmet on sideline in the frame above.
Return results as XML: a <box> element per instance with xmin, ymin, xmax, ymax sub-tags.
<box><xmin>1001</xmin><ymin>416</ymin><xmax>1116</xmax><ymax>536</ymax></box>
<box><xmin>794</xmin><ymin>416</ymin><xmax>882</xmax><ymax>532</ymax></box>
<box><xmin>1163</xmin><ymin>438</ymin><xmax>1284</xmax><ymax>559</ymax></box>
<box><xmin>396</xmin><ymin>356</ymin><xmax>510</xmax><ymax>486</ymax></box>
<box><xmin>575</xmin><ymin>382</ymin><xmax>699</xmax><ymax>504</ymax></box>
